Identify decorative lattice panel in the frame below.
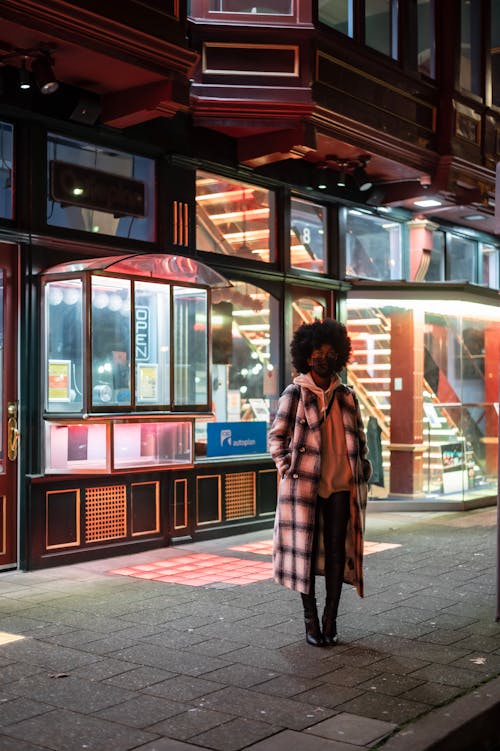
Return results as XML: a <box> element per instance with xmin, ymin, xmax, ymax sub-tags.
<box><xmin>225</xmin><ymin>472</ymin><xmax>255</xmax><ymax>520</ymax></box>
<box><xmin>85</xmin><ymin>485</ymin><xmax>127</xmax><ymax>543</ymax></box>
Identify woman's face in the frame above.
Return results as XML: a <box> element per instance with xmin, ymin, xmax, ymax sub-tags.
<box><xmin>308</xmin><ymin>343</ymin><xmax>337</xmax><ymax>379</ymax></box>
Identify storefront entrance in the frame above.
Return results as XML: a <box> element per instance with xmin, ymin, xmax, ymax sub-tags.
<box><xmin>0</xmin><ymin>243</ymin><xmax>18</xmax><ymax>568</ymax></box>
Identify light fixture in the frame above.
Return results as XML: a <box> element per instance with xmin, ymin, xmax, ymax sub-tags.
<box><xmin>0</xmin><ymin>45</ymin><xmax>59</xmax><ymax>95</ymax></box>
<box><xmin>32</xmin><ymin>54</ymin><xmax>59</xmax><ymax>95</ymax></box>
<box><xmin>413</xmin><ymin>198</ymin><xmax>442</xmax><ymax>208</ymax></box>
<box><xmin>317</xmin><ymin>154</ymin><xmax>373</xmax><ymax>194</ymax></box>
<box><xmin>19</xmin><ymin>58</ymin><xmax>30</xmax><ymax>90</ymax></box>
<box><xmin>352</xmin><ymin>165</ymin><xmax>373</xmax><ymax>192</ymax></box>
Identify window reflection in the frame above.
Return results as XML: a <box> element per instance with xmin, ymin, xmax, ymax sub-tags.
<box><xmin>47</xmin><ymin>134</ymin><xmax>155</xmax><ymax>241</ymax></box>
<box><xmin>446</xmin><ymin>234</ymin><xmax>476</xmax><ymax>282</ymax></box>
<box><xmin>197</xmin><ymin>281</ymin><xmax>279</xmax><ymax>456</ymax></box>
<box><xmin>91</xmin><ymin>277</ymin><xmax>131</xmax><ymax>407</ymax></box>
<box><xmin>345</xmin><ymin>209</ymin><xmax>402</xmax><ymax>280</ymax></box>
<box><xmin>460</xmin><ymin>0</ymin><xmax>482</xmax><ymax>95</ymax></box>
<box><xmin>318</xmin><ymin>0</ymin><xmax>353</xmax><ymax>35</ymax></box>
<box><xmin>290</xmin><ymin>198</ymin><xmax>327</xmax><ymax>273</ymax></box>
<box><xmin>196</xmin><ymin>171</ymin><xmax>275</xmax><ymax>262</ymax></box>
<box><xmin>365</xmin><ymin>0</ymin><xmax>396</xmax><ymax>58</ymax></box>
<box><xmin>46</xmin><ymin>280</ymin><xmax>84</xmax><ymax>413</ymax></box>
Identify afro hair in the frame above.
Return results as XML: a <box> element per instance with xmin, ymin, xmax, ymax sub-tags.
<box><xmin>290</xmin><ymin>319</ymin><xmax>352</xmax><ymax>375</ymax></box>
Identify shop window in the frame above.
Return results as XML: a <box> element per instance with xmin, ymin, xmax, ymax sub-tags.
<box><xmin>479</xmin><ymin>244</ymin><xmax>499</xmax><ymax>289</ymax></box>
<box><xmin>0</xmin><ymin>122</ymin><xmax>13</xmax><ymax>220</ymax></box>
<box><xmin>347</xmin><ymin>296</ymin><xmax>500</xmax><ymax>500</ymax></box>
<box><xmin>196</xmin><ymin>171</ymin><xmax>276</xmax><ymax>263</ymax></box>
<box><xmin>290</xmin><ymin>198</ymin><xmax>327</xmax><ymax>273</ymax></box>
<box><xmin>42</xmin><ymin>254</ymin><xmax>229</xmax><ymax>473</ymax></box>
<box><xmin>197</xmin><ymin>281</ymin><xmax>280</xmax><ymax>457</ymax></box>
<box><xmin>46</xmin><ymin>134</ymin><xmax>155</xmax><ymax>242</ymax></box>
<box><xmin>345</xmin><ymin>209</ymin><xmax>402</xmax><ymax>280</ymax></box>
<box><xmin>446</xmin><ymin>234</ymin><xmax>476</xmax><ymax>282</ymax></box>
<box><xmin>173</xmin><ymin>286</ymin><xmax>208</xmax><ymax>406</ymax></box>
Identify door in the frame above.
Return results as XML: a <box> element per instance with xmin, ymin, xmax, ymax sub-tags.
<box><xmin>0</xmin><ymin>243</ymin><xmax>18</xmax><ymax>568</ymax></box>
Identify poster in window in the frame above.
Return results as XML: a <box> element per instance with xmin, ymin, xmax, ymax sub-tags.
<box><xmin>138</xmin><ymin>364</ymin><xmax>158</xmax><ymax>401</ymax></box>
<box><xmin>48</xmin><ymin>360</ymin><xmax>71</xmax><ymax>402</ymax></box>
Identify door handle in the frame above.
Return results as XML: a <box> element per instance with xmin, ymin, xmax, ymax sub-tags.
<box><xmin>7</xmin><ymin>402</ymin><xmax>19</xmax><ymax>461</ymax></box>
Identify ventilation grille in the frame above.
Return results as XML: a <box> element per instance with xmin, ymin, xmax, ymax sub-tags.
<box><xmin>225</xmin><ymin>472</ymin><xmax>255</xmax><ymax>519</ymax></box>
<box><xmin>85</xmin><ymin>485</ymin><xmax>127</xmax><ymax>543</ymax></box>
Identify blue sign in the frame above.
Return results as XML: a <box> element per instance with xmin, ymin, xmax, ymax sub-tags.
<box><xmin>207</xmin><ymin>421</ymin><xmax>267</xmax><ymax>457</ymax></box>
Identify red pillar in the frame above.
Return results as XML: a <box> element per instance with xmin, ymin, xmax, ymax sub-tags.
<box><xmin>484</xmin><ymin>324</ymin><xmax>500</xmax><ymax>474</ymax></box>
<box><xmin>389</xmin><ymin>308</ymin><xmax>425</xmax><ymax>495</ymax></box>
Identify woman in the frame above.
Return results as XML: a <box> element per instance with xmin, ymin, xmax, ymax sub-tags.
<box><xmin>269</xmin><ymin>319</ymin><xmax>372</xmax><ymax>646</ymax></box>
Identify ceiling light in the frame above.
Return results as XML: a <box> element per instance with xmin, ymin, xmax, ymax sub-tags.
<box><xmin>19</xmin><ymin>58</ymin><xmax>30</xmax><ymax>90</ymax></box>
<box><xmin>462</xmin><ymin>214</ymin><xmax>486</xmax><ymax>221</ymax></box>
<box><xmin>413</xmin><ymin>198</ymin><xmax>442</xmax><ymax>208</ymax></box>
<box><xmin>32</xmin><ymin>55</ymin><xmax>59</xmax><ymax>95</ymax></box>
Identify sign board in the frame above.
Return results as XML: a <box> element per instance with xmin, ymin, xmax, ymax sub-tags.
<box><xmin>206</xmin><ymin>421</ymin><xmax>267</xmax><ymax>457</ymax></box>
<box><xmin>50</xmin><ymin>160</ymin><xmax>145</xmax><ymax>217</ymax></box>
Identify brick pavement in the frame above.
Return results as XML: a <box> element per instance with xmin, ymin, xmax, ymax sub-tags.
<box><xmin>0</xmin><ymin>506</ymin><xmax>499</xmax><ymax>751</ymax></box>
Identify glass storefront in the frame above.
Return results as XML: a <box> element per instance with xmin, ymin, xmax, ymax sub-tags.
<box><xmin>347</xmin><ymin>295</ymin><xmax>499</xmax><ymax>500</ymax></box>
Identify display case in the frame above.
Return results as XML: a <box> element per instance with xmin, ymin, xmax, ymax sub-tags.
<box><xmin>41</xmin><ymin>253</ymin><xmax>230</xmax><ymax>474</ymax></box>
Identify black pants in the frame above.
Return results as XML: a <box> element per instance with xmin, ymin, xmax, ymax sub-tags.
<box><xmin>308</xmin><ymin>491</ymin><xmax>350</xmax><ymax>600</ymax></box>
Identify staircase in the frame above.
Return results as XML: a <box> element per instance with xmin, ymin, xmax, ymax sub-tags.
<box><xmin>347</xmin><ymin>306</ymin><xmax>480</xmax><ymax>495</ymax></box>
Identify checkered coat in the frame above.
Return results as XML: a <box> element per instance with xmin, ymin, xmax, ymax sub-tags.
<box><xmin>269</xmin><ymin>382</ymin><xmax>372</xmax><ymax>597</ymax></box>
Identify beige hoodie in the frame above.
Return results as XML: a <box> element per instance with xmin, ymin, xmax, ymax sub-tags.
<box><xmin>294</xmin><ymin>372</ymin><xmax>353</xmax><ymax>497</ymax></box>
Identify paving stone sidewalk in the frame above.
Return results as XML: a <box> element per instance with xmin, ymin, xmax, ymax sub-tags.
<box><xmin>0</xmin><ymin>506</ymin><xmax>499</xmax><ymax>751</ymax></box>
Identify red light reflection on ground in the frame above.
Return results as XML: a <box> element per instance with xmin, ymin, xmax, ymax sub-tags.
<box><xmin>109</xmin><ymin>553</ymin><xmax>272</xmax><ymax>586</ymax></box>
<box><xmin>108</xmin><ymin>540</ymin><xmax>401</xmax><ymax>586</ymax></box>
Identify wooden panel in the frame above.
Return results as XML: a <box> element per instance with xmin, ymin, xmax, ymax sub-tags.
<box><xmin>315</xmin><ymin>50</ymin><xmax>436</xmax><ymax>146</ymax></box>
<box><xmin>203</xmin><ymin>43</ymin><xmax>298</xmax><ymax>77</ymax></box>
<box><xmin>85</xmin><ymin>484</ymin><xmax>127</xmax><ymax>543</ymax></box>
<box><xmin>46</xmin><ymin>489</ymin><xmax>81</xmax><ymax>549</ymax></box>
<box><xmin>225</xmin><ymin>472</ymin><xmax>255</xmax><ymax>519</ymax></box>
<box><xmin>174</xmin><ymin>478</ymin><xmax>188</xmax><ymax>530</ymax></box>
<box><xmin>258</xmin><ymin>468</ymin><xmax>278</xmax><ymax>515</ymax></box>
<box><xmin>196</xmin><ymin>474</ymin><xmax>221</xmax><ymax>525</ymax></box>
<box><xmin>131</xmin><ymin>481</ymin><xmax>160</xmax><ymax>536</ymax></box>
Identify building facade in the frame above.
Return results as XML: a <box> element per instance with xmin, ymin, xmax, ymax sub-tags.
<box><xmin>0</xmin><ymin>0</ymin><xmax>499</xmax><ymax>570</ymax></box>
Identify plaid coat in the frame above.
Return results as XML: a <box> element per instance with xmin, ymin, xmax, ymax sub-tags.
<box><xmin>269</xmin><ymin>381</ymin><xmax>372</xmax><ymax>597</ymax></box>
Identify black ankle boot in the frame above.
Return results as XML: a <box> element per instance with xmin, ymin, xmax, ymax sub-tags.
<box><xmin>322</xmin><ymin>601</ymin><xmax>338</xmax><ymax>646</ymax></box>
<box><xmin>301</xmin><ymin>594</ymin><xmax>323</xmax><ymax>646</ymax></box>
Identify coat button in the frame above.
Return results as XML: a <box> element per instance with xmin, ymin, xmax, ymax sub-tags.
<box><xmin>299</xmin><ymin>447</ymin><xmax>305</xmax><ymax>452</ymax></box>
<box><xmin>300</xmin><ymin>419</ymin><xmax>306</xmax><ymax>424</ymax></box>
<box><xmin>293</xmin><ymin>473</ymin><xmax>299</xmax><ymax>479</ymax></box>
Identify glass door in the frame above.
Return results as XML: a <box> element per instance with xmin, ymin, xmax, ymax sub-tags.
<box><xmin>0</xmin><ymin>243</ymin><xmax>18</xmax><ymax>568</ymax></box>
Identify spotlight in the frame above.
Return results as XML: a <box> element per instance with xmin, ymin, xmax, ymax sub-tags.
<box><xmin>352</xmin><ymin>165</ymin><xmax>373</xmax><ymax>192</ymax></box>
<box><xmin>336</xmin><ymin>169</ymin><xmax>347</xmax><ymax>188</ymax></box>
<box><xmin>19</xmin><ymin>58</ymin><xmax>31</xmax><ymax>90</ymax></box>
<box><xmin>32</xmin><ymin>55</ymin><xmax>58</xmax><ymax>95</ymax></box>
